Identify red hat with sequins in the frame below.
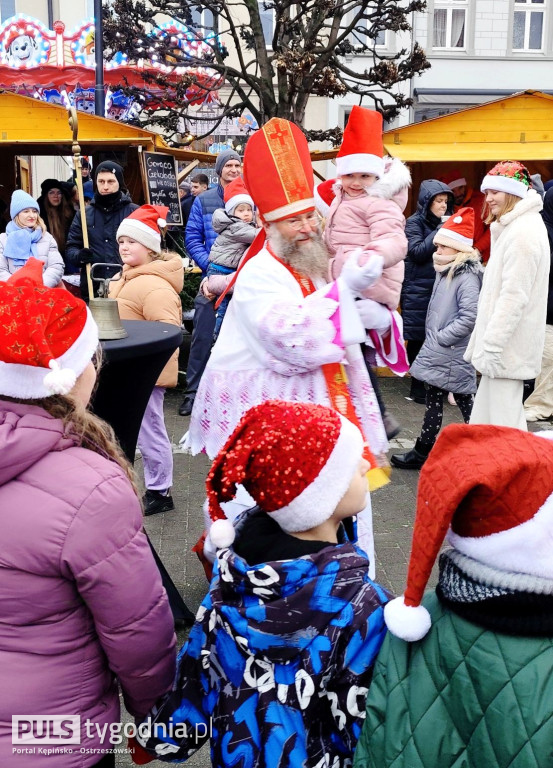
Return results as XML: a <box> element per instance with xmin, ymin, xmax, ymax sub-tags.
<box><xmin>0</xmin><ymin>258</ymin><xmax>98</xmax><ymax>399</ymax></box>
<box><xmin>205</xmin><ymin>400</ymin><xmax>365</xmax><ymax>549</ymax></box>
<box><xmin>384</xmin><ymin>424</ymin><xmax>553</xmax><ymax>642</ymax></box>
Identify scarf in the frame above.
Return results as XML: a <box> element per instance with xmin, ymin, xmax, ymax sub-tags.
<box><xmin>4</xmin><ymin>221</ymin><xmax>42</xmax><ymax>267</ymax></box>
<box><xmin>436</xmin><ymin>549</ymin><xmax>553</xmax><ymax>636</ymax></box>
<box><xmin>433</xmin><ymin>251</ymin><xmax>456</xmax><ymax>273</ymax></box>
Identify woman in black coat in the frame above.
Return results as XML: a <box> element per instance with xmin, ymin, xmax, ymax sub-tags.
<box><xmin>402</xmin><ymin>179</ymin><xmax>454</xmax><ymax>401</ymax></box>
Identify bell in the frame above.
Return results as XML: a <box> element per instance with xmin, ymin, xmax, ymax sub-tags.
<box><xmin>88</xmin><ymin>298</ymin><xmax>128</xmax><ymax>340</ymax></box>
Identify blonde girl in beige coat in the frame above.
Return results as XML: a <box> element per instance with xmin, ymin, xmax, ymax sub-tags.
<box><xmin>110</xmin><ymin>205</ymin><xmax>184</xmax><ymax>516</ymax></box>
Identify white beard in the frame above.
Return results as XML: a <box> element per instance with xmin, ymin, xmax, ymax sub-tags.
<box><xmin>267</xmin><ymin>227</ymin><xmax>330</xmax><ymax>282</ymax></box>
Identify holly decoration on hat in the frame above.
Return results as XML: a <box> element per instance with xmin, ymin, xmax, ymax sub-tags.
<box><xmin>488</xmin><ymin>160</ymin><xmax>530</xmax><ymax>188</ymax></box>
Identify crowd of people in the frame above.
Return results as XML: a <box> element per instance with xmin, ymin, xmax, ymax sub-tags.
<box><xmin>1</xmin><ymin>107</ymin><xmax>553</xmax><ymax>768</ymax></box>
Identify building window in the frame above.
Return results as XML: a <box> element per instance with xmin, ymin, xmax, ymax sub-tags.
<box><xmin>190</xmin><ymin>6</ymin><xmax>216</xmax><ymax>32</ymax></box>
<box><xmin>257</xmin><ymin>1</ymin><xmax>274</xmax><ymax>46</ymax></box>
<box><xmin>347</xmin><ymin>16</ymin><xmax>388</xmax><ymax>51</ymax></box>
<box><xmin>433</xmin><ymin>1</ymin><xmax>467</xmax><ymax>49</ymax></box>
<box><xmin>513</xmin><ymin>0</ymin><xmax>545</xmax><ymax>51</ymax></box>
<box><xmin>1</xmin><ymin>0</ymin><xmax>16</xmax><ymax>22</ymax></box>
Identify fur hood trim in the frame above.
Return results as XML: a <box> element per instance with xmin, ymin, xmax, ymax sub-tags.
<box><xmin>495</xmin><ymin>188</ymin><xmax>543</xmax><ymax>227</ymax></box>
<box><xmin>445</xmin><ymin>251</ymin><xmax>483</xmax><ymax>280</ymax></box>
<box><xmin>333</xmin><ymin>157</ymin><xmax>410</xmax><ymax>201</ymax></box>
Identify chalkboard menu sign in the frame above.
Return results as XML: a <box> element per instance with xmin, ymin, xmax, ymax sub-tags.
<box><xmin>142</xmin><ymin>152</ymin><xmax>183</xmax><ymax>226</ymax></box>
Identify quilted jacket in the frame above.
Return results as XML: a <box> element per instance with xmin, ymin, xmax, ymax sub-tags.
<box><xmin>409</xmin><ymin>254</ymin><xmax>482</xmax><ymax>394</ymax></box>
<box><xmin>185</xmin><ymin>184</ymin><xmax>224</xmax><ymax>273</ymax></box>
<box><xmin>354</xmin><ymin>591</ymin><xmax>553</xmax><ymax>768</ymax></box>
<box><xmin>402</xmin><ymin>180</ymin><xmax>454</xmax><ymax>341</ymax></box>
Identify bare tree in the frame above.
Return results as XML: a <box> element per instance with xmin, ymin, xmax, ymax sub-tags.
<box><xmin>104</xmin><ymin>0</ymin><xmax>429</xmax><ymax>145</ymax></box>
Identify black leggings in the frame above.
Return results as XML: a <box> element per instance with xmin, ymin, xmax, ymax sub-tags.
<box><xmin>420</xmin><ymin>384</ymin><xmax>473</xmax><ymax>448</ymax></box>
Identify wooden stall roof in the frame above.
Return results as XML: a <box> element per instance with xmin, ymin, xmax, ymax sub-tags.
<box><xmin>310</xmin><ymin>91</ymin><xmax>553</xmax><ymax>164</ymax></box>
<box><xmin>0</xmin><ymin>90</ymin><xmax>216</xmax><ymax>162</ymax></box>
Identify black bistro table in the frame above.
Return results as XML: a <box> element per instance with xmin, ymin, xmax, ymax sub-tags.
<box><xmin>92</xmin><ymin>319</ymin><xmax>195</xmax><ymax>626</ymax></box>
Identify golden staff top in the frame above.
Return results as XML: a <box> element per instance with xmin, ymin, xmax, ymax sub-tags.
<box><xmin>68</xmin><ymin>107</ymin><xmax>94</xmax><ymax>299</ymax></box>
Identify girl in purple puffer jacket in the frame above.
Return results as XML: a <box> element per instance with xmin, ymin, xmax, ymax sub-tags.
<box><xmin>0</xmin><ymin>258</ymin><xmax>176</xmax><ymax>768</ymax></box>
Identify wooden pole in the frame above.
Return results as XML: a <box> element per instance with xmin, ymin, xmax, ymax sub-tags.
<box><xmin>68</xmin><ymin>108</ymin><xmax>94</xmax><ymax>299</ymax></box>
<box><xmin>177</xmin><ymin>159</ymin><xmax>199</xmax><ymax>182</ymax></box>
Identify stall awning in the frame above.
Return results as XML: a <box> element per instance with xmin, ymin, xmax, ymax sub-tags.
<box><xmin>0</xmin><ymin>90</ymin><xmax>216</xmax><ymax>162</ymax></box>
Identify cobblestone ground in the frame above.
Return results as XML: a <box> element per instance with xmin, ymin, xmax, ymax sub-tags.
<box><xmin>116</xmin><ymin>375</ymin><xmax>553</xmax><ymax>767</ymax></box>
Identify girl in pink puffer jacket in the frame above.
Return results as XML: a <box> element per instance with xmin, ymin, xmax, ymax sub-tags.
<box><xmin>324</xmin><ymin>107</ymin><xmax>410</xmax><ymax>318</ymax></box>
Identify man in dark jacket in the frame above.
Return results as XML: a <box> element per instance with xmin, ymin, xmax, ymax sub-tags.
<box><xmin>181</xmin><ymin>174</ymin><xmax>208</xmax><ymax>231</ymax></box>
<box><xmin>65</xmin><ymin>160</ymin><xmax>138</xmax><ymax>299</ymax></box>
<box><xmin>402</xmin><ymin>179</ymin><xmax>453</xmax><ymax>402</ymax></box>
<box><xmin>179</xmin><ymin>151</ymin><xmax>241</xmax><ymax>416</ymax></box>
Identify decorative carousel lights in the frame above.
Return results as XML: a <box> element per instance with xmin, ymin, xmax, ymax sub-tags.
<box><xmin>0</xmin><ymin>14</ymin><xmax>221</xmax><ymax>118</ymax></box>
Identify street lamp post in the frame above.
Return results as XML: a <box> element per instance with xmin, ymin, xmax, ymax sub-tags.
<box><xmin>94</xmin><ymin>0</ymin><xmax>105</xmax><ymax>116</ymax></box>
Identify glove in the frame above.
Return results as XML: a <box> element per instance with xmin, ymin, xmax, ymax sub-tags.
<box><xmin>484</xmin><ymin>349</ymin><xmax>504</xmax><ymax>379</ymax></box>
<box><xmin>78</xmin><ymin>248</ymin><xmax>95</xmax><ymax>265</ymax></box>
<box><xmin>340</xmin><ymin>249</ymin><xmax>384</xmax><ymax>297</ymax></box>
<box><xmin>356</xmin><ymin>298</ymin><xmax>392</xmax><ymax>333</ymax></box>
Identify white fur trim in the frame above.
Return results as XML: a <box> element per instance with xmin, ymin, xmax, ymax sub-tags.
<box><xmin>481</xmin><ymin>174</ymin><xmax>528</xmax><ymax>199</ymax></box>
<box><xmin>447</xmin><ymin>177</ymin><xmax>466</xmax><ymax>190</ymax></box>
<box><xmin>336</xmin><ymin>153</ymin><xmax>385</xmax><ymax>179</ymax></box>
<box><xmin>270</xmin><ymin>416</ymin><xmax>364</xmax><ymax>533</ymax></box>
<box><xmin>434</xmin><ymin>228</ymin><xmax>473</xmax><ymax>247</ymax></box>
<box><xmin>447</xmin><ymin>489</ymin><xmax>553</xmax><ymax>579</ymax></box>
<box><xmin>368</xmin><ymin>157</ymin><xmax>411</xmax><ymax>200</ymax></box>
<box><xmin>116</xmin><ymin>218</ymin><xmax>161</xmax><ymax>253</ymax></box>
<box><xmin>225</xmin><ymin>193</ymin><xmax>254</xmax><ymax>215</ymax></box>
<box><xmin>264</xmin><ymin>199</ymin><xmax>316</xmax><ymax>222</ymax></box>
<box><xmin>0</xmin><ymin>309</ymin><xmax>99</xmax><ymax>399</ymax></box>
<box><xmin>314</xmin><ymin>188</ymin><xmax>331</xmax><ymax>218</ymax></box>
<box><xmin>384</xmin><ymin>596</ymin><xmax>432</xmax><ymax>641</ymax></box>
<box><xmin>209</xmin><ymin>518</ymin><xmax>236</xmax><ymax>549</ymax></box>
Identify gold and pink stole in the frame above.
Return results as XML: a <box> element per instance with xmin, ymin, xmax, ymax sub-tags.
<box><xmin>267</xmin><ymin>246</ymin><xmax>389</xmax><ymax>492</ymax></box>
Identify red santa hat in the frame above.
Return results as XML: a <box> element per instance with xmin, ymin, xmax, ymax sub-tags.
<box><xmin>481</xmin><ymin>160</ymin><xmax>531</xmax><ymax>199</ymax></box>
<box><xmin>0</xmin><ymin>258</ymin><xmax>99</xmax><ymax>399</ymax></box>
<box><xmin>243</xmin><ymin>117</ymin><xmax>315</xmax><ymax>223</ymax></box>
<box><xmin>433</xmin><ymin>207</ymin><xmax>475</xmax><ymax>252</ymax></box>
<box><xmin>224</xmin><ymin>176</ymin><xmax>254</xmax><ymax>215</ymax></box>
<box><xmin>314</xmin><ymin>178</ymin><xmax>336</xmax><ymax>217</ymax></box>
<box><xmin>116</xmin><ymin>204</ymin><xmax>169</xmax><ymax>254</ymax></box>
<box><xmin>442</xmin><ymin>168</ymin><xmax>467</xmax><ymax>190</ymax></box>
<box><xmin>336</xmin><ymin>106</ymin><xmax>385</xmax><ymax>179</ymax></box>
<box><xmin>384</xmin><ymin>424</ymin><xmax>553</xmax><ymax>642</ymax></box>
<box><xmin>205</xmin><ymin>400</ymin><xmax>364</xmax><ymax>549</ymax></box>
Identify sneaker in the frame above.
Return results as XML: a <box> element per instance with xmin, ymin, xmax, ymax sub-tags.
<box><xmin>382</xmin><ymin>411</ymin><xmax>401</xmax><ymax>440</ymax></box>
<box><xmin>178</xmin><ymin>394</ymin><xmax>195</xmax><ymax>416</ymax></box>
<box><xmin>143</xmin><ymin>489</ymin><xmax>175</xmax><ymax>516</ymax></box>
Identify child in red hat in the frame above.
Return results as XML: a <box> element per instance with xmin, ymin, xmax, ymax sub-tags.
<box><xmin>110</xmin><ymin>204</ymin><xmax>184</xmax><ymax>517</ymax></box>
<box><xmin>133</xmin><ymin>399</ymin><xmax>391</xmax><ymax>768</ymax></box>
<box><xmin>391</xmin><ymin>208</ymin><xmax>482</xmax><ymax>469</ymax></box>
<box><xmin>205</xmin><ymin>176</ymin><xmax>259</xmax><ymax>339</ymax></box>
<box><xmin>323</xmin><ymin>106</ymin><xmax>411</xmax><ymax>439</ymax></box>
<box><xmin>355</xmin><ymin>423</ymin><xmax>553</xmax><ymax>768</ymax></box>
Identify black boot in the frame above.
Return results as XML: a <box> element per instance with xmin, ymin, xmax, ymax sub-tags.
<box><xmin>390</xmin><ymin>439</ymin><xmax>431</xmax><ymax>470</ymax></box>
<box><xmin>178</xmin><ymin>393</ymin><xmax>195</xmax><ymax>416</ymax></box>
<box><xmin>143</xmin><ymin>489</ymin><xmax>175</xmax><ymax>516</ymax></box>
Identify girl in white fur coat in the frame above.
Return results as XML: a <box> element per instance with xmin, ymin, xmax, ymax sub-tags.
<box><xmin>465</xmin><ymin>161</ymin><xmax>550</xmax><ymax>429</ymax></box>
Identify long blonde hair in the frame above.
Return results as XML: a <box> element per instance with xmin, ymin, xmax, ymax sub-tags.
<box><xmin>483</xmin><ymin>193</ymin><xmax>520</xmax><ymax>225</ymax></box>
<box><xmin>3</xmin><ymin>349</ymin><xmax>138</xmax><ymax>495</ymax></box>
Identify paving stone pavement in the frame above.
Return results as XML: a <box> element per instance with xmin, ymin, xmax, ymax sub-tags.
<box><xmin>116</xmin><ymin>374</ymin><xmax>553</xmax><ymax>767</ymax></box>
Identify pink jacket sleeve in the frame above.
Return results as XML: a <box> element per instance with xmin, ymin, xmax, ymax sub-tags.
<box><xmin>206</xmin><ymin>271</ymin><xmax>235</xmax><ymax>296</ymax></box>
<box><xmin>60</xmin><ymin>471</ymin><xmax>177</xmax><ymax>719</ymax></box>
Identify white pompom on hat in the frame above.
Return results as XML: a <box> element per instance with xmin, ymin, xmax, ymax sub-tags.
<box><xmin>384</xmin><ymin>424</ymin><xmax>553</xmax><ymax>643</ymax></box>
<box><xmin>205</xmin><ymin>400</ymin><xmax>365</xmax><ymax>550</ymax></box>
<box><xmin>116</xmin><ymin>204</ymin><xmax>170</xmax><ymax>253</ymax></box>
<box><xmin>0</xmin><ymin>258</ymin><xmax>98</xmax><ymax>399</ymax></box>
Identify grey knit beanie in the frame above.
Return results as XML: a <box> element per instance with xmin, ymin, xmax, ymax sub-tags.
<box><xmin>215</xmin><ymin>150</ymin><xmax>241</xmax><ymax>177</ymax></box>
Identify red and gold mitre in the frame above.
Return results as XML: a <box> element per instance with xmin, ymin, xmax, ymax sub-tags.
<box><xmin>243</xmin><ymin>118</ymin><xmax>315</xmax><ymax>222</ymax></box>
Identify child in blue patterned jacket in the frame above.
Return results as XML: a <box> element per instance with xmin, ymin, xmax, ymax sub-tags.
<box><xmin>133</xmin><ymin>400</ymin><xmax>390</xmax><ymax>768</ymax></box>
